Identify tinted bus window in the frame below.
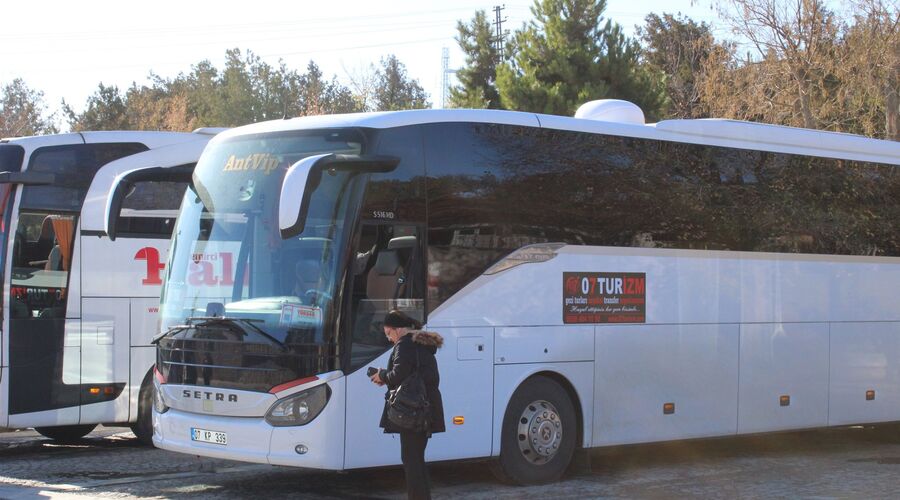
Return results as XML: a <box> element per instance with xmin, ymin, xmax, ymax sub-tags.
<box><xmin>424</xmin><ymin>122</ymin><xmax>900</xmax><ymax>311</ymax></box>
<box><xmin>21</xmin><ymin>143</ymin><xmax>147</xmax><ymax>211</ymax></box>
<box><xmin>116</xmin><ymin>180</ymin><xmax>189</xmax><ymax>238</ymax></box>
<box><xmin>10</xmin><ymin>213</ymin><xmax>77</xmax><ymax>318</ymax></box>
<box><xmin>0</xmin><ymin>144</ymin><xmax>25</xmax><ymax>173</ymax></box>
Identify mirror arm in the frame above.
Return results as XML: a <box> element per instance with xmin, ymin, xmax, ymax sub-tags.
<box><xmin>316</xmin><ymin>154</ymin><xmax>400</xmax><ymax>173</ymax></box>
<box><xmin>0</xmin><ymin>171</ymin><xmax>56</xmax><ymax>185</ymax></box>
<box><xmin>280</xmin><ymin>154</ymin><xmax>400</xmax><ymax>240</ymax></box>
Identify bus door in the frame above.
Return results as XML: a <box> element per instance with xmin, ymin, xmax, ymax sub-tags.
<box><xmin>7</xmin><ymin>142</ymin><xmax>145</xmax><ymax>426</ymax></box>
<box><xmin>343</xmin><ymin>222</ymin><xmax>426</xmax><ymax>468</ymax></box>
<box><xmin>8</xmin><ymin>210</ymin><xmax>82</xmax><ymax>425</ymax></box>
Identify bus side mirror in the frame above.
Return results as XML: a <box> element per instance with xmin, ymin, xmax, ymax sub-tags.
<box><xmin>279</xmin><ymin>154</ymin><xmax>399</xmax><ymax>239</ymax></box>
<box><xmin>105</xmin><ymin>164</ymin><xmax>195</xmax><ymax>241</ymax></box>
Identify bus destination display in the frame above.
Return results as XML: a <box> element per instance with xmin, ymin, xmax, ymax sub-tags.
<box><xmin>563</xmin><ymin>272</ymin><xmax>646</xmax><ymax>324</ymax></box>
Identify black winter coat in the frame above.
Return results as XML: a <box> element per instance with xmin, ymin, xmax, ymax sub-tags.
<box><xmin>378</xmin><ymin>330</ymin><xmax>445</xmax><ymax>435</ymax></box>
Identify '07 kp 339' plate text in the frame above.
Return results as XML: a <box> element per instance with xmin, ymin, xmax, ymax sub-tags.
<box><xmin>191</xmin><ymin>427</ymin><xmax>227</xmax><ymax>445</ymax></box>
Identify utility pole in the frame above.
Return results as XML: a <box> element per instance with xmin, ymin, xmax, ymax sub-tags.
<box><xmin>492</xmin><ymin>4</ymin><xmax>508</xmax><ymax>62</ymax></box>
<box><xmin>441</xmin><ymin>47</ymin><xmax>458</xmax><ymax>109</ymax></box>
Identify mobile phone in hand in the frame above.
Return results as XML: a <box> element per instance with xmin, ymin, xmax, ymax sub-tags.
<box><xmin>367</xmin><ymin>367</ymin><xmax>378</xmax><ymax>377</ymax></box>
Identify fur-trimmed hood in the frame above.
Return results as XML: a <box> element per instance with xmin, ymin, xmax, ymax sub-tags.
<box><xmin>410</xmin><ymin>330</ymin><xmax>444</xmax><ymax>348</ymax></box>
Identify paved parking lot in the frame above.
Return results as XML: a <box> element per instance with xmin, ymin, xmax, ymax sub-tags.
<box><xmin>2</xmin><ymin>425</ymin><xmax>900</xmax><ymax>499</ymax></box>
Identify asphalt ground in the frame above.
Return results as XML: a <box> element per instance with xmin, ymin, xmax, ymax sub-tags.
<box><xmin>2</xmin><ymin>424</ymin><xmax>900</xmax><ymax>499</ymax></box>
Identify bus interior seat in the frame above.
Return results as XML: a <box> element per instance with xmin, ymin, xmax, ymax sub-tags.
<box><xmin>45</xmin><ymin>243</ymin><xmax>61</xmax><ymax>271</ymax></box>
<box><xmin>366</xmin><ymin>249</ymin><xmax>405</xmax><ymax>300</ymax></box>
<box><xmin>33</xmin><ymin>217</ymin><xmax>56</xmax><ymax>265</ymax></box>
<box><xmin>292</xmin><ymin>260</ymin><xmax>322</xmax><ymax>298</ymax></box>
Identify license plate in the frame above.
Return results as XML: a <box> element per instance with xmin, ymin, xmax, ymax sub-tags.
<box><xmin>191</xmin><ymin>427</ymin><xmax>227</xmax><ymax>445</ymax></box>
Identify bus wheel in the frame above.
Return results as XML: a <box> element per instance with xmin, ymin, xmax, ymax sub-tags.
<box><xmin>492</xmin><ymin>376</ymin><xmax>577</xmax><ymax>485</ymax></box>
<box><xmin>34</xmin><ymin>424</ymin><xmax>97</xmax><ymax>443</ymax></box>
<box><xmin>130</xmin><ymin>369</ymin><xmax>155</xmax><ymax>446</ymax></box>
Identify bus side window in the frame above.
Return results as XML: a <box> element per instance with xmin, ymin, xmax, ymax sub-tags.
<box><xmin>347</xmin><ymin>223</ymin><xmax>424</xmax><ymax>370</ymax></box>
<box><xmin>11</xmin><ymin>212</ymin><xmax>77</xmax><ymax>318</ymax></box>
<box><xmin>115</xmin><ymin>180</ymin><xmax>189</xmax><ymax>239</ymax></box>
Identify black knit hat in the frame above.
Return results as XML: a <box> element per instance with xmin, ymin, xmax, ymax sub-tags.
<box><xmin>383</xmin><ymin>309</ymin><xmax>420</xmax><ymax>329</ymax></box>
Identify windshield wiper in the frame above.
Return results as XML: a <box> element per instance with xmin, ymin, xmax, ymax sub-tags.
<box><xmin>152</xmin><ymin>316</ymin><xmax>286</xmax><ymax>350</ymax></box>
<box><xmin>151</xmin><ymin>325</ymin><xmax>187</xmax><ymax>345</ymax></box>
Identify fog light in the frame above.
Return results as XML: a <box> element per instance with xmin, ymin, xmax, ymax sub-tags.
<box><xmin>295</xmin><ymin>444</ymin><xmax>309</xmax><ymax>455</ymax></box>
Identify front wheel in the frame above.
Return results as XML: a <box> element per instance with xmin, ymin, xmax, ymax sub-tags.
<box><xmin>34</xmin><ymin>424</ymin><xmax>97</xmax><ymax>443</ymax></box>
<box><xmin>492</xmin><ymin>376</ymin><xmax>577</xmax><ymax>484</ymax></box>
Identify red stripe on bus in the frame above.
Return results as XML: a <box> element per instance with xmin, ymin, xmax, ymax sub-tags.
<box><xmin>269</xmin><ymin>376</ymin><xmax>319</xmax><ymax>394</ymax></box>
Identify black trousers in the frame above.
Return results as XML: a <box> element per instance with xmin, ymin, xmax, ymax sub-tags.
<box><xmin>400</xmin><ymin>431</ymin><xmax>431</xmax><ymax>500</ymax></box>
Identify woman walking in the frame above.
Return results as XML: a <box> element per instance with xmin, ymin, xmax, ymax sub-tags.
<box><xmin>370</xmin><ymin>310</ymin><xmax>444</xmax><ymax>500</ymax></box>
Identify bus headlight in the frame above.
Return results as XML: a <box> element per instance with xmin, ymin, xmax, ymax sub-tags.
<box><xmin>265</xmin><ymin>384</ymin><xmax>330</xmax><ymax>427</ymax></box>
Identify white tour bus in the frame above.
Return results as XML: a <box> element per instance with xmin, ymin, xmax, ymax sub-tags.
<box><xmin>131</xmin><ymin>100</ymin><xmax>897</xmax><ymax>483</ymax></box>
<box><xmin>0</xmin><ymin>129</ymin><xmax>220</xmax><ymax>443</ymax></box>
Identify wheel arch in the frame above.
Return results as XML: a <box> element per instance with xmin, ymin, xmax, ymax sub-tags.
<box><xmin>492</xmin><ymin>362</ymin><xmax>594</xmax><ymax>456</ymax></box>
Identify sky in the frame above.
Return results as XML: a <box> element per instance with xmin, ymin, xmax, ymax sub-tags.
<box><xmin>0</xmin><ymin>0</ymin><xmax>723</xmax><ymax>127</ymax></box>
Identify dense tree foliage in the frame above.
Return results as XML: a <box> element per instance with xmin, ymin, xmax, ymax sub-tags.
<box><xmin>637</xmin><ymin>13</ymin><xmax>723</xmax><ymax>119</ymax></box>
<box><xmin>0</xmin><ymin>79</ymin><xmax>58</xmax><ymax>137</ymax></box>
<box><xmin>703</xmin><ymin>0</ymin><xmax>898</xmax><ymax>140</ymax></box>
<box><xmin>2</xmin><ymin>0</ymin><xmax>897</xmax><ymax>140</ymax></box>
<box><xmin>63</xmin><ymin>49</ymin><xmax>368</xmax><ymax>131</ymax></box>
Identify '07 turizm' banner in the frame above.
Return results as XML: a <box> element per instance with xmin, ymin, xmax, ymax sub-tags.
<box><xmin>563</xmin><ymin>272</ymin><xmax>646</xmax><ymax>324</ymax></box>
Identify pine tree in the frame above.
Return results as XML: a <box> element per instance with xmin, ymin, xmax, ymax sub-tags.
<box><xmin>372</xmin><ymin>55</ymin><xmax>430</xmax><ymax>111</ymax></box>
<box><xmin>449</xmin><ymin>10</ymin><xmax>502</xmax><ymax>109</ymax></box>
<box><xmin>65</xmin><ymin>83</ymin><xmax>129</xmax><ymax>131</ymax></box>
<box><xmin>218</xmin><ymin>48</ymin><xmax>257</xmax><ymax>126</ymax></box>
<box><xmin>496</xmin><ymin>0</ymin><xmax>665</xmax><ymax>119</ymax></box>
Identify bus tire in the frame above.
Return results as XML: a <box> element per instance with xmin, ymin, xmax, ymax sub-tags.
<box><xmin>34</xmin><ymin>424</ymin><xmax>96</xmax><ymax>443</ymax></box>
<box><xmin>130</xmin><ymin>369</ymin><xmax>155</xmax><ymax>446</ymax></box>
<box><xmin>491</xmin><ymin>375</ymin><xmax>577</xmax><ymax>485</ymax></box>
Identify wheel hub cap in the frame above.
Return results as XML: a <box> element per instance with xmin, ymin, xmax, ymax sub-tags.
<box><xmin>516</xmin><ymin>400</ymin><xmax>562</xmax><ymax>464</ymax></box>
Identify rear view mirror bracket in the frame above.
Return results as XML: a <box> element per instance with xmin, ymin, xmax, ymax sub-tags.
<box><xmin>0</xmin><ymin>171</ymin><xmax>56</xmax><ymax>185</ymax></box>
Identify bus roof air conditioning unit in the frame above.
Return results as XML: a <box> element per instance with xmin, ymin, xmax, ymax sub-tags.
<box><xmin>574</xmin><ymin>99</ymin><xmax>645</xmax><ymax>125</ymax></box>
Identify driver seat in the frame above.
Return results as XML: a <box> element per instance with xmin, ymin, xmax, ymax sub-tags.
<box><xmin>366</xmin><ymin>250</ymin><xmax>405</xmax><ymax>301</ymax></box>
<box><xmin>293</xmin><ymin>260</ymin><xmax>321</xmax><ymax>298</ymax></box>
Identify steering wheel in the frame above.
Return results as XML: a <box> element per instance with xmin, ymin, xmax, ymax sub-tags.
<box><xmin>305</xmin><ymin>289</ymin><xmax>332</xmax><ymax>305</ymax></box>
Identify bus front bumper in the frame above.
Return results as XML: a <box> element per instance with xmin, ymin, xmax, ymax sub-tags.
<box><xmin>153</xmin><ymin>407</ymin><xmax>344</xmax><ymax>468</ymax></box>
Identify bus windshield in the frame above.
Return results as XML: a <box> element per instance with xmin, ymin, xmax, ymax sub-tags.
<box><xmin>158</xmin><ymin>130</ymin><xmax>363</xmax><ymax>390</ymax></box>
